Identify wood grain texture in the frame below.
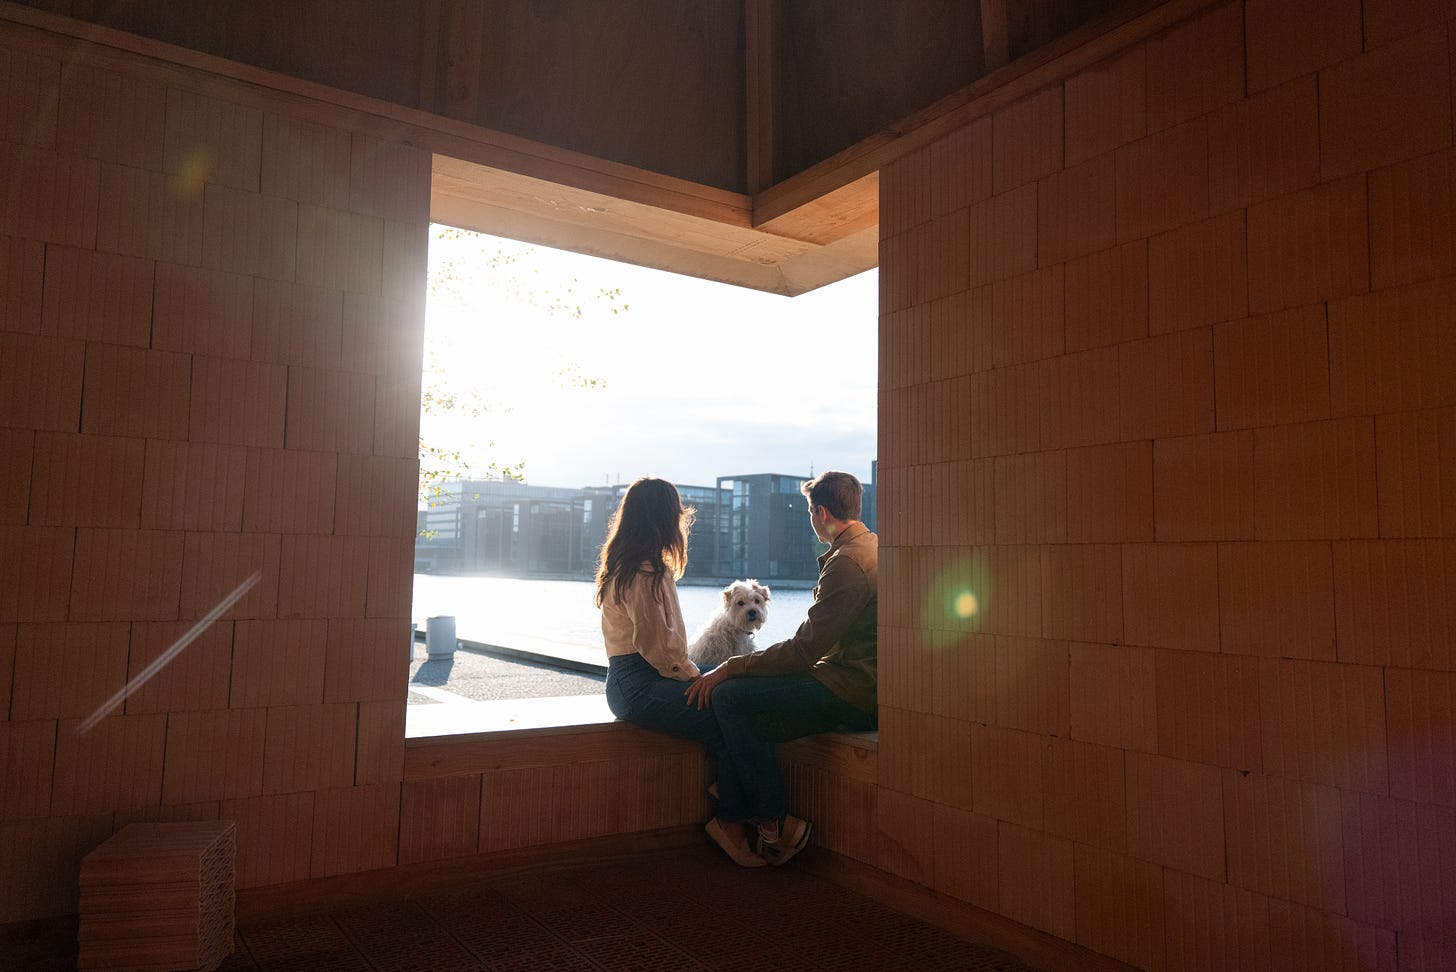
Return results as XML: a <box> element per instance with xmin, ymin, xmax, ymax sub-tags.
<box><xmin>404</xmin><ymin>721</ymin><xmax>704</xmax><ymax>781</ymax></box>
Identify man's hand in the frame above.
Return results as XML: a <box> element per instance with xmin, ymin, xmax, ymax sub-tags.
<box><xmin>685</xmin><ymin>667</ymin><xmax>730</xmax><ymax>709</ymax></box>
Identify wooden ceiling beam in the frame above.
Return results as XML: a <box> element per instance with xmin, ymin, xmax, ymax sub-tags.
<box><xmin>745</xmin><ymin>0</ymin><xmax>775</xmax><ymax>195</ymax></box>
<box><xmin>418</xmin><ymin>0</ymin><xmax>442</xmax><ymax>112</ymax></box>
<box><xmin>1</xmin><ymin>0</ymin><xmax>1226</xmax><ymax>297</ymax></box>
<box><xmin>431</xmin><ymin>154</ymin><xmax>877</xmax><ymax>296</ymax></box>
<box><xmin>755</xmin><ymin>172</ymin><xmax>879</xmax><ymax>246</ymax></box>
<box><xmin>980</xmin><ymin>0</ymin><xmax>1011</xmax><ymax>71</ymax></box>
<box><xmin>442</xmin><ymin>0</ymin><xmax>484</xmax><ymax>123</ymax></box>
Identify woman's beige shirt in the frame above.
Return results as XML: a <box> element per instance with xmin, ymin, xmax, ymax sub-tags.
<box><xmin>600</xmin><ymin>567</ymin><xmax>701</xmax><ymax>680</ymax></box>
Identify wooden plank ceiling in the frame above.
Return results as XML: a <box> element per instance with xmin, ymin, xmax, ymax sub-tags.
<box><xmin>12</xmin><ymin>0</ymin><xmax>1152</xmax><ymax>294</ymax></box>
<box><xmin>427</xmin><ymin>0</ymin><xmax>1137</xmax><ymax>295</ymax></box>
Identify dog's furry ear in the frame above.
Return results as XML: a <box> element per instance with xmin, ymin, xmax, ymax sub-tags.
<box><xmin>749</xmin><ymin>579</ymin><xmax>770</xmax><ymax>601</ymax></box>
<box><xmin>721</xmin><ymin>584</ymin><xmax>735</xmax><ymax>606</ymax></box>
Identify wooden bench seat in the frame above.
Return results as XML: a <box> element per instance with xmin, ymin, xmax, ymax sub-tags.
<box><xmin>404</xmin><ymin>716</ymin><xmax>876</xmax><ymax>782</ymax></box>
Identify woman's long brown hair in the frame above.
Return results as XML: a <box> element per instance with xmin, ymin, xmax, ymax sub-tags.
<box><xmin>593</xmin><ymin>477</ymin><xmax>695</xmax><ymax>607</ymax></box>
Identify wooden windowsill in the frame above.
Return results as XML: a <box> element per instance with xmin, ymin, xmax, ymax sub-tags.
<box><xmin>405</xmin><ymin>713</ymin><xmax>702</xmax><ymax>781</ymax></box>
<box><xmin>404</xmin><ymin>695</ymin><xmax>877</xmax><ymax>783</ymax></box>
<box><xmin>405</xmin><ymin>691</ymin><xmax>617</xmax><ymax>739</ymax></box>
<box><xmin>777</xmin><ymin>730</ymin><xmax>879</xmax><ymax>784</ymax></box>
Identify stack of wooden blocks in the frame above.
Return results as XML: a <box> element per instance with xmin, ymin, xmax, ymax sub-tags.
<box><xmin>78</xmin><ymin>821</ymin><xmax>237</xmax><ymax>971</ymax></box>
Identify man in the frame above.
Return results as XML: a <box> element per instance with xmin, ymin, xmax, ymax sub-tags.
<box><xmin>685</xmin><ymin>470</ymin><xmax>877</xmax><ymax>866</ymax></box>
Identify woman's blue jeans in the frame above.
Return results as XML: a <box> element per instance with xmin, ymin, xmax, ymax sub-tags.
<box><xmin>605</xmin><ymin>653</ymin><xmax>745</xmax><ymax>817</ymax></box>
<box><xmin>605</xmin><ymin>653</ymin><xmax>721</xmax><ymax>745</ymax></box>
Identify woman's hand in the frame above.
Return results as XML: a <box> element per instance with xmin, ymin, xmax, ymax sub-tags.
<box><xmin>685</xmin><ymin>667</ymin><xmax>730</xmax><ymax>709</ymax></box>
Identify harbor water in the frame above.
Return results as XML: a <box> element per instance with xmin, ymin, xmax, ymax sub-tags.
<box><xmin>412</xmin><ymin>574</ymin><xmax>815</xmax><ymax>660</ymax></box>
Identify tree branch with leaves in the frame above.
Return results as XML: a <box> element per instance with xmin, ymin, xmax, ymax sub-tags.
<box><xmin>418</xmin><ymin>227</ymin><xmax>625</xmax><ymax>522</ymax></box>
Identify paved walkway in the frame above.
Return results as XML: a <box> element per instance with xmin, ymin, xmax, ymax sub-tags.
<box><xmin>406</xmin><ymin>642</ymin><xmax>614</xmax><ymax>736</ymax></box>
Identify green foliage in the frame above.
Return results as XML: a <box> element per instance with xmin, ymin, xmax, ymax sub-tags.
<box><xmin>429</xmin><ymin>228</ymin><xmax>629</xmax><ymax>320</ymax></box>
<box><xmin>418</xmin><ymin>226</ymin><xmax>623</xmax><ymax>523</ymax></box>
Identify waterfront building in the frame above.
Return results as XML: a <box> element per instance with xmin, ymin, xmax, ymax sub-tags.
<box><xmin>572</xmin><ymin>484</ymin><xmax>626</xmax><ymax>577</ymax></box>
<box><xmin>714</xmin><ymin>473</ymin><xmax>821</xmax><ymax>581</ymax></box>
<box><xmin>416</xmin><ymin>472</ymin><xmax>871</xmax><ymax>581</ymax></box>
<box><xmin>862</xmin><ymin>459</ymin><xmax>878</xmax><ymax>533</ymax></box>
<box><xmin>571</xmin><ymin>482</ymin><xmax>729</xmax><ymax>580</ymax></box>
<box><xmin>419</xmin><ymin>477</ymin><xmax>732</xmax><ymax>579</ymax></box>
<box><xmin>676</xmin><ymin>482</ymin><xmax>731</xmax><ymax>580</ymax></box>
<box><xmin>416</xmin><ymin>479</ymin><xmax>584</xmax><ymax>575</ymax></box>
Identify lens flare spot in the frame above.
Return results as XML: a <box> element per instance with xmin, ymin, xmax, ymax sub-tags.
<box><xmin>173</xmin><ymin>152</ymin><xmax>214</xmax><ymax>195</ymax></box>
<box><xmin>920</xmin><ymin>554</ymin><xmax>987</xmax><ymax>631</ymax></box>
<box><xmin>953</xmin><ymin>591</ymin><xmax>978</xmax><ymax>619</ymax></box>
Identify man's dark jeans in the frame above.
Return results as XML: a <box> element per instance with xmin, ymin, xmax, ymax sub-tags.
<box><xmin>711</xmin><ymin>672</ymin><xmax>876</xmax><ymax>825</ymax></box>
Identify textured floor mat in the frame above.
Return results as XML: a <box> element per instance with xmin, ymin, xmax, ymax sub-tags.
<box><xmin>227</xmin><ymin>845</ymin><xmax>1039</xmax><ymax>971</ymax></box>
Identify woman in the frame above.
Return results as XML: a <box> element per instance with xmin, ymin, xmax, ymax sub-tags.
<box><xmin>595</xmin><ymin>476</ymin><xmax>761</xmax><ymax>866</ymax></box>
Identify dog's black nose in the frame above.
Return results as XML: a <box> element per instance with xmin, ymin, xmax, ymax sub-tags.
<box><xmin>747</xmin><ymin>610</ymin><xmax>758</xmax><ymax>620</ymax></box>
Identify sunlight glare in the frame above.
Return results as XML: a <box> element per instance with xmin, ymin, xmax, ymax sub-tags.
<box><xmin>423</xmin><ymin>226</ymin><xmax>878</xmax><ymax>489</ymax></box>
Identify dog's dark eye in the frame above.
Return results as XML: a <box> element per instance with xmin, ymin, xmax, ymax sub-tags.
<box><xmin>736</xmin><ymin>600</ymin><xmax>745</xmax><ymax>606</ymax></box>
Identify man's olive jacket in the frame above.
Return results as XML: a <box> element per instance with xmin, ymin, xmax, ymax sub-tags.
<box><xmin>715</xmin><ymin>520</ymin><xmax>877</xmax><ymax>715</ymax></box>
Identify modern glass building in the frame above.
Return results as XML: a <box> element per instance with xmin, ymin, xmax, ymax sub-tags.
<box><xmin>573</xmin><ymin>484</ymin><xmax>626</xmax><ymax>578</ymax></box>
<box><xmin>714</xmin><ymin>473</ymin><xmax>821</xmax><ymax>581</ymax></box>
<box><xmin>863</xmin><ymin>460</ymin><xmax>878</xmax><ymax>533</ymax></box>
<box><xmin>677</xmin><ymin>483</ymin><xmax>731</xmax><ymax>580</ymax></box>
<box><xmin>419</xmin><ymin>478</ymin><xmax>733</xmax><ymax>579</ymax></box>
<box><xmin>415</xmin><ymin>479</ymin><xmax>584</xmax><ymax>575</ymax></box>
<box><xmin>419</xmin><ymin>471</ymin><xmax>874</xmax><ymax>579</ymax></box>
<box><xmin>574</xmin><ymin>482</ymin><xmax>730</xmax><ymax>580</ymax></box>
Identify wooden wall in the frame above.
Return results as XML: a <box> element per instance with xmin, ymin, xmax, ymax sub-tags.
<box><xmin>470</xmin><ymin>0</ymin><xmax>746</xmax><ymax>194</ymax></box>
<box><xmin>874</xmin><ymin>1</ymin><xmax>1456</xmax><ymax>967</ymax></box>
<box><xmin>17</xmin><ymin>2</ymin><xmax>1141</xmax><ymax>197</ymax></box>
<box><xmin>0</xmin><ymin>15</ymin><xmax>741</xmax><ymax>925</ymax></box>
<box><xmin>18</xmin><ymin>0</ymin><xmax>750</xmax><ymax>192</ymax></box>
<box><xmin>770</xmin><ymin>0</ymin><xmax>1124</xmax><ymax>186</ymax></box>
<box><xmin>771</xmin><ymin>0</ymin><xmax>984</xmax><ymax>185</ymax></box>
<box><xmin>29</xmin><ymin>0</ymin><xmax>429</xmax><ymax>107</ymax></box>
<box><xmin>401</xmin><ymin>724</ymin><xmax>711</xmax><ymax>867</ymax></box>
<box><xmin>5</xmin><ymin>5</ymin><xmax>1456</xmax><ymax>968</ymax></box>
<box><xmin>0</xmin><ymin>18</ymin><xmax>428</xmax><ymax>921</ymax></box>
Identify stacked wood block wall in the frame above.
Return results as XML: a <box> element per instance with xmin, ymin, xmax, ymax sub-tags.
<box><xmin>77</xmin><ymin>820</ymin><xmax>236</xmax><ymax>971</ymax></box>
<box><xmin>874</xmin><ymin>1</ymin><xmax>1454</xmax><ymax>968</ymax></box>
<box><xmin>0</xmin><ymin>22</ymin><xmax>427</xmax><ymax>921</ymax></box>
<box><xmin>400</xmin><ymin>725</ymin><xmax>712</xmax><ymax>868</ymax></box>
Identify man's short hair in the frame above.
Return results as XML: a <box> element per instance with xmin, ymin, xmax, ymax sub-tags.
<box><xmin>801</xmin><ymin>471</ymin><xmax>862</xmax><ymax>521</ymax></box>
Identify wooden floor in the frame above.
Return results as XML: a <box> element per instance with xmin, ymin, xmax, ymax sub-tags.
<box><xmin>4</xmin><ymin>844</ymin><xmax>1040</xmax><ymax>971</ymax></box>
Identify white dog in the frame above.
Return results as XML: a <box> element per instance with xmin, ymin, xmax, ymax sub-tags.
<box><xmin>688</xmin><ymin>580</ymin><xmax>771</xmax><ymax>668</ymax></box>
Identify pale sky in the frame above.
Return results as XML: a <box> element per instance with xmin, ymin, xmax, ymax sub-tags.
<box><xmin>421</xmin><ymin>226</ymin><xmax>878</xmax><ymax>491</ymax></box>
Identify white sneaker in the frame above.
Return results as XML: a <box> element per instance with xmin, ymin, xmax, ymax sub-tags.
<box><xmin>756</xmin><ymin>815</ymin><xmax>812</xmax><ymax>866</ymax></box>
